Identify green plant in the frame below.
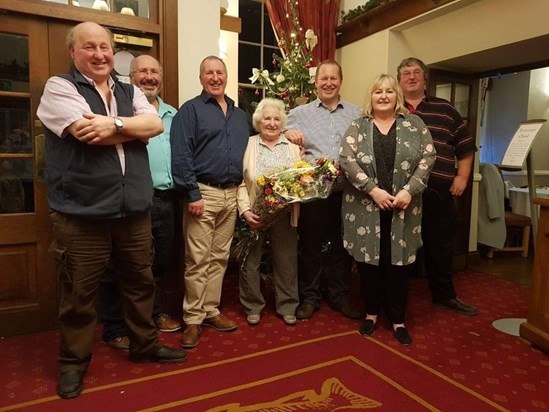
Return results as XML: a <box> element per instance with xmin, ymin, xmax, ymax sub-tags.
<box><xmin>249</xmin><ymin>0</ymin><xmax>317</xmax><ymax>110</ymax></box>
<box><xmin>340</xmin><ymin>0</ymin><xmax>390</xmax><ymax>25</ymax></box>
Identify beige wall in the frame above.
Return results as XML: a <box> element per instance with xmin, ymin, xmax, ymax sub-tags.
<box><xmin>178</xmin><ymin>0</ymin><xmax>220</xmax><ymax>105</ymax></box>
<box><xmin>338</xmin><ymin>0</ymin><xmax>549</xmax><ymax>252</ymax></box>
<box><xmin>178</xmin><ymin>0</ymin><xmax>240</xmax><ymax>106</ymax></box>
<box><xmin>340</xmin><ymin>0</ymin><xmax>549</xmax><ymax>105</ymax></box>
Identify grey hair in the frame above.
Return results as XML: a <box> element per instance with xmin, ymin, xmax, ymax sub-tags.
<box><xmin>199</xmin><ymin>55</ymin><xmax>228</xmax><ymax>77</ymax></box>
<box><xmin>252</xmin><ymin>98</ymin><xmax>288</xmax><ymax>132</ymax></box>
<box><xmin>396</xmin><ymin>57</ymin><xmax>427</xmax><ymax>81</ymax></box>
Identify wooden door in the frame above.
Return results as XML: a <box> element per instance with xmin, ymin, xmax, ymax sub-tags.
<box><xmin>0</xmin><ymin>15</ymin><xmax>58</xmax><ymax>336</ymax></box>
<box><xmin>427</xmin><ymin>70</ymin><xmax>479</xmax><ymax>270</ymax></box>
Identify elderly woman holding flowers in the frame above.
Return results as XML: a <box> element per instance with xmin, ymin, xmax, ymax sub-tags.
<box><xmin>237</xmin><ymin>98</ymin><xmax>302</xmax><ymax>326</ymax></box>
<box><xmin>339</xmin><ymin>74</ymin><xmax>436</xmax><ymax>345</ymax></box>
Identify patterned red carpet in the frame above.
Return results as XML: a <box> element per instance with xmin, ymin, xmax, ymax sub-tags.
<box><xmin>1</xmin><ymin>271</ymin><xmax>548</xmax><ymax>411</ymax></box>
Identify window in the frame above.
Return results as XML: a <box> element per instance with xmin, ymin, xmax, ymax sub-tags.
<box><xmin>238</xmin><ymin>0</ymin><xmax>279</xmax><ymax>116</ymax></box>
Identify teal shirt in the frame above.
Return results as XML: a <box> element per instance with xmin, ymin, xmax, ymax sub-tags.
<box><xmin>148</xmin><ymin>97</ymin><xmax>177</xmax><ymax>190</ymax></box>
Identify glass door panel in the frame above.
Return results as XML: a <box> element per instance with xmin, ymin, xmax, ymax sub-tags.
<box><xmin>0</xmin><ymin>33</ymin><xmax>33</xmax><ymax>215</ymax></box>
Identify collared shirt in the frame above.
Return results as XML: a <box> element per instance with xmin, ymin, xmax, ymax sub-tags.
<box><xmin>170</xmin><ymin>90</ymin><xmax>252</xmax><ymax>202</ymax></box>
<box><xmin>256</xmin><ymin>135</ymin><xmax>293</xmax><ymax>176</ymax></box>
<box><xmin>406</xmin><ymin>95</ymin><xmax>477</xmax><ymax>188</ymax></box>
<box><xmin>286</xmin><ymin>97</ymin><xmax>361</xmax><ymax>163</ymax></box>
<box><xmin>37</xmin><ymin>73</ymin><xmax>157</xmax><ymax>175</ymax></box>
<box><xmin>148</xmin><ymin>97</ymin><xmax>176</xmax><ymax>190</ymax></box>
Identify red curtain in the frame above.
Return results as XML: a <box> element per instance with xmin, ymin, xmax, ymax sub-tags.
<box><xmin>265</xmin><ymin>0</ymin><xmax>341</xmax><ymax>65</ymax></box>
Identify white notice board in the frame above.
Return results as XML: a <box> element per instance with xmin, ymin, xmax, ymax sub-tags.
<box><xmin>501</xmin><ymin>120</ymin><xmax>546</xmax><ymax>169</ymax></box>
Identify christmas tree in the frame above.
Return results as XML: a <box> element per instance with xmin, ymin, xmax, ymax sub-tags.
<box><xmin>249</xmin><ymin>0</ymin><xmax>317</xmax><ymax>110</ymax></box>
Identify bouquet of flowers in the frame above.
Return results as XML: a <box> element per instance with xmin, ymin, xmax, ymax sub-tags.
<box><xmin>234</xmin><ymin>157</ymin><xmax>340</xmax><ymax>263</ymax></box>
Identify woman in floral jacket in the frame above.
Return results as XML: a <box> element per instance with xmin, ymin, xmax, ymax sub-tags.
<box><xmin>339</xmin><ymin>74</ymin><xmax>436</xmax><ymax>345</ymax></box>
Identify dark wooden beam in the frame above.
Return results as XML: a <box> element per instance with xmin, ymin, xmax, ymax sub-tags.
<box><xmin>336</xmin><ymin>0</ymin><xmax>455</xmax><ymax>48</ymax></box>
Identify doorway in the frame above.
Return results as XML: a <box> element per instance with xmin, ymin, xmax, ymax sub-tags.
<box><xmin>0</xmin><ymin>14</ymin><xmax>60</xmax><ymax>336</ymax></box>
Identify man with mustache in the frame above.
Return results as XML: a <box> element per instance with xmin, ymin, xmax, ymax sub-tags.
<box><xmin>96</xmin><ymin>55</ymin><xmax>182</xmax><ymax>352</ymax></box>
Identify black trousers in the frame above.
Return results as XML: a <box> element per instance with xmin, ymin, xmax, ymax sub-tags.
<box><xmin>97</xmin><ymin>195</ymin><xmax>177</xmax><ymax>341</ymax></box>
<box><xmin>357</xmin><ymin>210</ymin><xmax>412</xmax><ymax>324</ymax></box>
<box><xmin>421</xmin><ymin>187</ymin><xmax>457</xmax><ymax>302</ymax></box>
<box><xmin>297</xmin><ymin>192</ymin><xmax>352</xmax><ymax>308</ymax></box>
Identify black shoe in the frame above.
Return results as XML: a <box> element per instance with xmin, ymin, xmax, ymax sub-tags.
<box><xmin>57</xmin><ymin>370</ymin><xmax>84</xmax><ymax>399</ymax></box>
<box><xmin>358</xmin><ymin>319</ymin><xmax>376</xmax><ymax>337</ymax></box>
<box><xmin>130</xmin><ymin>345</ymin><xmax>187</xmax><ymax>364</ymax></box>
<box><xmin>434</xmin><ymin>298</ymin><xmax>478</xmax><ymax>316</ymax></box>
<box><xmin>296</xmin><ymin>303</ymin><xmax>318</xmax><ymax>320</ymax></box>
<box><xmin>394</xmin><ymin>327</ymin><xmax>412</xmax><ymax>345</ymax></box>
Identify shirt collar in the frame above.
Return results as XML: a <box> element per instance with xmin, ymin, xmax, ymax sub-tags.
<box><xmin>156</xmin><ymin>96</ymin><xmax>176</xmax><ymax>118</ymax></box>
<box><xmin>314</xmin><ymin>97</ymin><xmax>344</xmax><ymax>111</ymax></box>
<box><xmin>199</xmin><ymin>89</ymin><xmax>235</xmax><ymax>108</ymax></box>
<box><xmin>258</xmin><ymin>134</ymin><xmax>289</xmax><ymax>147</ymax></box>
<box><xmin>79</xmin><ymin>71</ymin><xmax>116</xmax><ymax>91</ymax></box>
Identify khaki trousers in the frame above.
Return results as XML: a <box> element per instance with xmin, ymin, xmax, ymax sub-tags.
<box><xmin>183</xmin><ymin>184</ymin><xmax>237</xmax><ymax>324</ymax></box>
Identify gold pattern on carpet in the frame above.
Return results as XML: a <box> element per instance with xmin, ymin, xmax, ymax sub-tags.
<box><xmin>206</xmin><ymin>377</ymin><xmax>381</xmax><ymax>411</ymax></box>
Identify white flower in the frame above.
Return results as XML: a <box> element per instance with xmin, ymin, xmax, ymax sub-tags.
<box><xmin>400</xmin><ymin>160</ymin><xmax>410</xmax><ymax>170</ymax></box>
<box><xmin>357</xmin><ymin>226</ymin><xmax>367</xmax><ymax>236</ymax></box>
<box><xmin>348</xmin><ymin>213</ymin><xmax>356</xmax><ymax>222</ymax></box>
<box><xmin>402</xmin><ymin>121</ymin><xmax>411</xmax><ymax>127</ymax></box>
<box><xmin>305</xmin><ymin>29</ymin><xmax>318</xmax><ymax>50</ymax></box>
<box><xmin>356</xmin><ymin>172</ymin><xmax>367</xmax><ymax>181</ymax></box>
<box><xmin>276</xmin><ymin>73</ymin><xmax>285</xmax><ymax>83</ymax></box>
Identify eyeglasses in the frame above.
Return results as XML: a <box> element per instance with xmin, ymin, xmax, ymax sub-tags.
<box><xmin>400</xmin><ymin>69</ymin><xmax>423</xmax><ymax>79</ymax></box>
<box><xmin>131</xmin><ymin>69</ymin><xmax>162</xmax><ymax>77</ymax></box>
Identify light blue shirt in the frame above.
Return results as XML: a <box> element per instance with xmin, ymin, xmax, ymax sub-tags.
<box><xmin>286</xmin><ymin>98</ymin><xmax>361</xmax><ymax>163</ymax></box>
<box><xmin>148</xmin><ymin>97</ymin><xmax>177</xmax><ymax>190</ymax></box>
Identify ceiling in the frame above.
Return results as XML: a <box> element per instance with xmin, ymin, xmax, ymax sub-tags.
<box><xmin>430</xmin><ymin>34</ymin><xmax>549</xmax><ymax>77</ymax></box>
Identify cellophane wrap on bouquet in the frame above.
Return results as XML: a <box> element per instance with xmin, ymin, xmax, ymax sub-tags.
<box><xmin>234</xmin><ymin>157</ymin><xmax>340</xmax><ymax>265</ymax></box>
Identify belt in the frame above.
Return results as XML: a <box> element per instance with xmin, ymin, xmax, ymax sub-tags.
<box><xmin>198</xmin><ymin>181</ymin><xmax>238</xmax><ymax>189</ymax></box>
<box><xmin>153</xmin><ymin>189</ymin><xmax>177</xmax><ymax>199</ymax></box>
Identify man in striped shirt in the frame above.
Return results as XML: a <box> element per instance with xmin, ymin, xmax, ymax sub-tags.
<box><xmin>398</xmin><ymin>57</ymin><xmax>478</xmax><ymax>316</ymax></box>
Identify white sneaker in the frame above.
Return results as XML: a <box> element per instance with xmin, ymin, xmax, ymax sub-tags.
<box><xmin>283</xmin><ymin>315</ymin><xmax>297</xmax><ymax>325</ymax></box>
<box><xmin>247</xmin><ymin>314</ymin><xmax>260</xmax><ymax>325</ymax></box>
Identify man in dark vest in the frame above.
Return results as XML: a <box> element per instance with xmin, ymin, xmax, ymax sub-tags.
<box><xmin>37</xmin><ymin>21</ymin><xmax>186</xmax><ymax>400</ymax></box>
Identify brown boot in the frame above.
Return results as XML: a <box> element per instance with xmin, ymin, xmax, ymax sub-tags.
<box><xmin>180</xmin><ymin>325</ymin><xmax>202</xmax><ymax>348</ymax></box>
<box><xmin>202</xmin><ymin>314</ymin><xmax>237</xmax><ymax>331</ymax></box>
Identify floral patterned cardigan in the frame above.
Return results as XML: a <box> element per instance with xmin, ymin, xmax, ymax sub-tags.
<box><xmin>339</xmin><ymin>114</ymin><xmax>436</xmax><ymax>266</ymax></box>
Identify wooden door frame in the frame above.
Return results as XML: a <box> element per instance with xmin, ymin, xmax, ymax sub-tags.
<box><xmin>0</xmin><ymin>15</ymin><xmax>57</xmax><ymax>336</ymax></box>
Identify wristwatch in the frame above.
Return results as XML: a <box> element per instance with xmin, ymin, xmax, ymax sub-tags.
<box><xmin>114</xmin><ymin>116</ymin><xmax>124</xmax><ymax>132</ymax></box>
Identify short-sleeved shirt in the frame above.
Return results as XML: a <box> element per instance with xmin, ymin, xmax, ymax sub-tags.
<box><xmin>37</xmin><ymin>74</ymin><xmax>157</xmax><ymax>174</ymax></box>
<box><xmin>406</xmin><ymin>95</ymin><xmax>477</xmax><ymax>189</ymax></box>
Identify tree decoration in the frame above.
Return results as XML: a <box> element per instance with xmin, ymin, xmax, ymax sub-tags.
<box><xmin>249</xmin><ymin>0</ymin><xmax>317</xmax><ymax>110</ymax></box>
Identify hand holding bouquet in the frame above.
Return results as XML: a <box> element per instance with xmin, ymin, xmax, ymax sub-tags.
<box><xmin>234</xmin><ymin>157</ymin><xmax>340</xmax><ymax>262</ymax></box>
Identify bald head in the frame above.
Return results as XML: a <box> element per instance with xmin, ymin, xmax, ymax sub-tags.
<box><xmin>67</xmin><ymin>22</ymin><xmax>114</xmax><ymax>83</ymax></box>
<box><xmin>130</xmin><ymin>55</ymin><xmax>163</xmax><ymax>104</ymax></box>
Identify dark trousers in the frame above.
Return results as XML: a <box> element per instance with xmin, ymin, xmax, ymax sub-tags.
<box><xmin>357</xmin><ymin>210</ymin><xmax>411</xmax><ymax>324</ymax></box>
<box><xmin>49</xmin><ymin>211</ymin><xmax>158</xmax><ymax>372</ymax></box>
<box><xmin>421</xmin><ymin>187</ymin><xmax>457</xmax><ymax>302</ymax></box>
<box><xmin>297</xmin><ymin>192</ymin><xmax>352</xmax><ymax>308</ymax></box>
<box><xmin>97</xmin><ymin>196</ymin><xmax>176</xmax><ymax>341</ymax></box>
